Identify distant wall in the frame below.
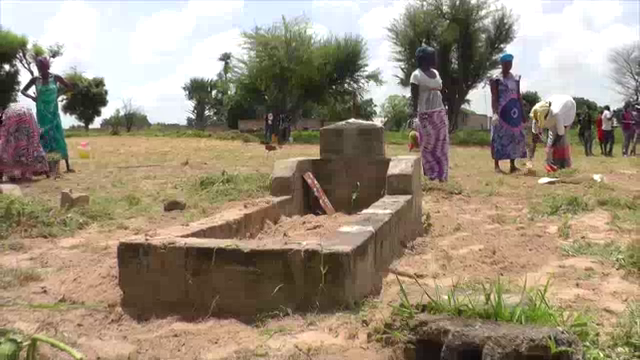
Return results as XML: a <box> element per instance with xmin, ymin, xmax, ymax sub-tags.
<box><xmin>457</xmin><ymin>113</ymin><xmax>490</xmax><ymax>131</ymax></box>
<box><xmin>238</xmin><ymin>118</ymin><xmax>326</xmax><ymax>131</ymax></box>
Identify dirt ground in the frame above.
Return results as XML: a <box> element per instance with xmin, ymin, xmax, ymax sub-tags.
<box><xmin>0</xmin><ymin>136</ymin><xmax>638</xmax><ymax>359</ymax></box>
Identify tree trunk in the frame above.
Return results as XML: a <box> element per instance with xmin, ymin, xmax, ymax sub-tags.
<box><xmin>84</xmin><ymin>123</ymin><xmax>89</xmax><ymax>132</ymax></box>
<box><xmin>351</xmin><ymin>92</ymin><xmax>357</xmax><ymax>119</ymax></box>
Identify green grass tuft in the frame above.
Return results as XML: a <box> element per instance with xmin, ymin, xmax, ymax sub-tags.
<box><xmin>191</xmin><ymin>171</ymin><xmax>270</xmax><ymax>204</ymax></box>
<box><xmin>530</xmin><ymin>194</ymin><xmax>592</xmax><ymax>217</ymax></box>
<box><xmin>449</xmin><ymin>129</ymin><xmax>491</xmax><ymax>146</ymax></box>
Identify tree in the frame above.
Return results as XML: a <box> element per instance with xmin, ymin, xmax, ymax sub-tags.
<box><xmin>120</xmin><ymin>98</ymin><xmax>149</xmax><ymax>132</ymax></box>
<box><xmin>212</xmin><ymin>52</ymin><xmax>233</xmax><ymax>126</ymax></box>
<box><xmin>521</xmin><ymin>90</ymin><xmax>541</xmax><ymax>113</ymax></box>
<box><xmin>61</xmin><ymin>69</ymin><xmax>109</xmax><ymax>131</ymax></box>
<box><xmin>16</xmin><ymin>41</ymin><xmax>64</xmax><ymax>78</ymax></box>
<box><xmin>183</xmin><ymin>77</ymin><xmax>216</xmax><ymax>130</ymax></box>
<box><xmin>381</xmin><ymin>95</ymin><xmax>411</xmax><ymax>130</ymax></box>
<box><xmin>310</xmin><ymin>96</ymin><xmax>378</xmax><ymax>122</ymax></box>
<box><xmin>101</xmin><ymin>109</ymin><xmax>123</xmax><ymax>135</ymax></box>
<box><xmin>388</xmin><ymin>0</ymin><xmax>517</xmax><ymax>132</ymax></box>
<box><xmin>0</xmin><ymin>28</ymin><xmax>28</xmax><ymax>109</ymax></box>
<box><xmin>608</xmin><ymin>42</ymin><xmax>640</xmax><ymax>103</ymax></box>
<box><xmin>234</xmin><ymin>16</ymin><xmax>381</xmax><ymax>123</ymax></box>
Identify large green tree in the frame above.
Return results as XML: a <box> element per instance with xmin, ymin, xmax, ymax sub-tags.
<box><xmin>61</xmin><ymin>69</ymin><xmax>109</xmax><ymax>131</ymax></box>
<box><xmin>381</xmin><ymin>94</ymin><xmax>411</xmax><ymax>131</ymax></box>
<box><xmin>0</xmin><ymin>28</ymin><xmax>28</xmax><ymax>109</ymax></box>
<box><xmin>234</xmin><ymin>16</ymin><xmax>381</xmax><ymax>123</ymax></box>
<box><xmin>388</xmin><ymin>0</ymin><xmax>517</xmax><ymax>132</ymax></box>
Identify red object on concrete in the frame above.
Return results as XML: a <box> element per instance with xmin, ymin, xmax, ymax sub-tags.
<box><xmin>303</xmin><ymin>172</ymin><xmax>336</xmax><ymax>215</ymax></box>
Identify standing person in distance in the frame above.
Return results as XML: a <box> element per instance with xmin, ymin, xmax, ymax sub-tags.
<box><xmin>410</xmin><ymin>46</ymin><xmax>449</xmax><ymax>182</ymax></box>
<box><xmin>621</xmin><ymin>104</ymin><xmax>635</xmax><ymax>157</ymax></box>
<box><xmin>601</xmin><ymin>106</ymin><xmax>614</xmax><ymax>157</ymax></box>
<box><xmin>579</xmin><ymin>111</ymin><xmax>594</xmax><ymax>157</ymax></box>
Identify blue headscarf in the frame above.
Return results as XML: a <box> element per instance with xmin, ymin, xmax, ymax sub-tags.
<box><xmin>500</xmin><ymin>53</ymin><xmax>514</xmax><ymax>63</ymax></box>
<box><xmin>416</xmin><ymin>46</ymin><xmax>436</xmax><ymax>67</ymax></box>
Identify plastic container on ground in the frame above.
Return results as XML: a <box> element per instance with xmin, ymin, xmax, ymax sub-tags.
<box><xmin>78</xmin><ymin>141</ymin><xmax>91</xmax><ymax>159</ymax></box>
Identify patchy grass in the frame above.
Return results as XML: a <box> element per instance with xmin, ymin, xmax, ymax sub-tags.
<box><xmin>450</xmin><ymin>129</ymin><xmax>491</xmax><ymax>147</ymax></box>
<box><xmin>607</xmin><ymin>302</ymin><xmax>640</xmax><ymax>359</ymax></box>
<box><xmin>0</xmin><ymin>266</ymin><xmax>42</xmax><ymax>289</ymax></box>
<box><xmin>561</xmin><ymin>239</ymin><xmax>639</xmax><ymax>276</ymax></box>
<box><xmin>190</xmin><ymin>171</ymin><xmax>271</xmax><ymax>205</ymax></box>
<box><xmin>422</xmin><ymin>178</ymin><xmax>464</xmax><ymax>196</ymax></box>
<box><xmin>530</xmin><ymin>194</ymin><xmax>593</xmax><ymax>217</ymax></box>
<box><xmin>377</xmin><ymin>277</ymin><xmax>600</xmax><ymax>352</ymax></box>
<box><xmin>558</xmin><ymin>215</ymin><xmax>571</xmax><ymax>239</ymax></box>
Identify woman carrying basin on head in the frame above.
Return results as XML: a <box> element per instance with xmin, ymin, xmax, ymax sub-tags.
<box><xmin>410</xmin><ymin>46</ymin><xmax>449</xmax><ymax>182</ymax></box>
<box><xmin>21</xmin><ymin>56</ymin><xmax>74</xmax><ymax>173</ymax></box>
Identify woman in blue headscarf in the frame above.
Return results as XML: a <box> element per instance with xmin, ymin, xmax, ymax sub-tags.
<box><xmin>490</xmin><ymin>53</ymin><xmax>527</xmax><ymax>173</ymax></box>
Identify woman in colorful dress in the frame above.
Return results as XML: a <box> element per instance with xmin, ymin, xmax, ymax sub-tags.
<box><xmin>596</xmin><ymin>112</ymin><xmax>604</xmax><ymax>155</ymax></box>
<box><xmin>20</xmin><ymin>57</ymin><xmax>74</xmax><ymax>173</ymax></box>
<box><xmin>0</xmin><ymin>104</ymin><xmax>49</xmax><ymax>181</ymax></box>
<box><xmin>530</xmin><ymin>95</ymin><xmax>577</xmax><ymax>172</ymax></box>
<box><xmin>490</xmin><ymin>53</ymin><xmax>527</xmax><ymax>174</ymax></box>
<box><xmin>410</xmin><ymin>46</ymin><xmax>449</xmax><ymax>182</ymax></box>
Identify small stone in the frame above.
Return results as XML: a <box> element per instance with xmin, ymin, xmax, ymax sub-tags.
<box><xmin>60</xmin><ymin>189</ymin><xmax>90</xmax><ymax>209</ymax></box>
<box><xmin>164</xmin><ymin>199</ymin><xmax>186</xmax><ymax>212</ymax></box>
<box><xmin>0</xmin><ymin>184</ymin><xmax>22</xmax><ymax>197</ymax></box>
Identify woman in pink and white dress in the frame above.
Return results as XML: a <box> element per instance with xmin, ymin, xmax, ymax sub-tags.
<box><xmin>410</xmin><ymin>46</ymin><xmax>449</xmax><ymax>182</ymax></box>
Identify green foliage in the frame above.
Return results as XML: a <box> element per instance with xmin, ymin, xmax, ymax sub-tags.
<box><xmin>381</xmin><ymin>277</ymin><xmax>600</xmax><ymax>353</ymax></box>
<box><xmin>15</xmin><ymin>39</ymin><xmax>64</xmax><ymax>77</ymax></box>
<box><xmin>235</xmin><ymin>16</ymin><xmax>380</xmax><ymax>120</ymax></box>
<box><xmin>530</xmin><ymin>194</ymin><xmax>593</xmax><ymax>217</ymax></box>
<box><xmin>183</xmin><ymin>77</ymin><xmax>216</xmax><ymax>130</ymax></box>
<box><xmin>101</xmin><ymin>109</ymin><xmax>124</xmax><ymax>135</ymax></box>
<box><xmin>388</xmin><ymin>0</ymin><xmax>517</xmax><ymax>132</ymax></box>
<box><xmin>0</xmin><ymin>329</ymin><xmax>84</xmax><ymax>360</ymax></box>
<box><xmin>0</xmin><ymin>28</ymin><xmax>28</xmax><ymax>109</ymax></box>
<box><xmin>61</xmin><ymin>69</ymin><xmax>109</xmax><ymax>130</ymax></box>
<box><xmin>381</xmin><ymin>95</ymin><xmax>411</xmax><ymax>131</ymax></box>
<box><xmin>450</xmin><ymin>129</ymin><xmax>491</xmax><ymax>146</ymax></box>
<box><xmin>521</xmin><ymin>90</ymin><xmax>541</xmax><ymax>115</ymax></box>
<box><xmin>191</xmin><ymin>171</ymin><xmax>270</xmax><ymax>204</ymax></box>
<box><xmin>0</xmin><ymin>194</ymin><xmax>112</xmax><ymax>240</ymax></box>
<box><xmin>309</xmin><ymin>95</ymin><xmax>378</xmax><ymax>122</ymax></box>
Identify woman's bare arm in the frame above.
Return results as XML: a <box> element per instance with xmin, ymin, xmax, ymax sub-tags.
<box><xmin>54</xmin><ymin>74</ymin><xmax>73</xmax><ymax>91</ymax></box>
<box><xmin>490</xmin><ymin>80</ymin><xmax>499</xmax><ymax>116</ymax></box>
<box><xmin>20</xmin><ymin>77</ymin><xmax>37</xmax><ymax>102</ymax></box>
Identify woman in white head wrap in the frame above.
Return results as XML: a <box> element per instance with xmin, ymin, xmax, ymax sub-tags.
<box><xmin>530</xmin><ymin>95</ymin><xmax>576</xmax><ymax>172</ymax></box>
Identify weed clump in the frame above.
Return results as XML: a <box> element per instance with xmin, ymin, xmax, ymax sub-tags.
<box><xmin>192</xmin><ymin>171</ymin><xmax>270</xmax><ymax>204</ymax></box>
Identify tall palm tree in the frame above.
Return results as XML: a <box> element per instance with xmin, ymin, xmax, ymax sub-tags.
<box><xmin>218</xmin><ymin>52</ymin><xmax>232</xmax><ymax>82</ymax></box>
<box><xmin>183</xmin><ymin>77</ymin><xmax>215</xmax><ymax>130</ymax></box>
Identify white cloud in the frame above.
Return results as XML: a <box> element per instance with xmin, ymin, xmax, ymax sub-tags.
<box><xmin>359</xmin><ymin>1</ymin><xmax>410</xmax><ymax>107</ymax></box>
<box><xmin>310</xmin><ymin>23</ymin><xmax>329</xmax><ymax>38</ymax></box>
<box><xmin>129</xmin><ymin>0</ymin><xmax>243</xmax><ymax>65</ymax></box>
<box><xmin>312</xmin><ymin>1</ymin><xmax>360</xmax><ymax>12</ymax></box>
<box><xmin>121</xmin><ymin>29</ymin><xmax>243</xmax><ymax>123</ymax></box>
<box><xmin>40</xmin><ymin>1</ymin><xmax>99</xmax><ymax>74</ymax></box>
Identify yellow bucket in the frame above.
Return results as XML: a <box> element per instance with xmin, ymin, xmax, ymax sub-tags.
<box><xmin>78</xmin><ymin>142</ymin><xmax>91</xmax><ymax>159</ymax></box>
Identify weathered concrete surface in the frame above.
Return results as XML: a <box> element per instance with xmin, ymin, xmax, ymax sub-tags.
<box><xmin>320</xmin><ymin>119</ymin><xmax>385</xmax><ymax>159</ymax></box>
<box><xmin>404</xmin><ymin>314</ymin><xmax>583</xmax><ymax>360</ymax></box>
<box><xmin>0</xmin><ymin>184</ymin><xmax>22</xmax><ymax>197</ymax></box>
<box><xmin>117</xmin><ymin>195</ymin><xmax>416</xmax><ymax>318</ymax></box>
<box><xmin>386</xmin><ymin>156</ymin><xmax>423</xmax><ymax>240</ymax></box>
<box><xmin>118</xmin><ymin>119</ymin><xmax>423</xmax><ymax>319</ymax></box>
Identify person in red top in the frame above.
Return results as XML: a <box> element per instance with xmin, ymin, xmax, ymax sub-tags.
<box><xmin>621</xmin><ymin>104</ymin><xmax>634</xmax><ymax>157</ymax></box>
<box><xmin>596</xmin><ymin>112</ymin><xmax>604</xmax><ymax>155</ymax></box>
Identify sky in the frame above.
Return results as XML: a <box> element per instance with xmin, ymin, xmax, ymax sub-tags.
<box><xmin>1</xmin><ymin>0</ymin><xmax>639</xmax><ymax>128</ymax></box>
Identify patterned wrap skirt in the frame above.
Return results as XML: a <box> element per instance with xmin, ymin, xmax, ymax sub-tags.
<box><xmin>417</xmin><ymin>108</ymin><xmax>449</xmax><ymax>181</ymax></box>
<box><xmin>0</xmin><ymin>105</ymin><xmax>49</xmax><ymax>176</ymax></box>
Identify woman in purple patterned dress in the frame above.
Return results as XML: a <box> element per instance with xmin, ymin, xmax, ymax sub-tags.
<box><xmin>490</xmin><ymin>53</ymin><xmax>527</xmax><ymax>174</ymax></box>
<box><xmin>410</xmin><ymin>46</ymin><xmax>449</xmax><ymax>182</ymax></box>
